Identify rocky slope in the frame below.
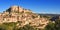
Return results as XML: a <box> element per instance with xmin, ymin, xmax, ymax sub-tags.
<box><xmin>0</xmin><ymin>6</ymin><xmax>49</xmax><ymax>29</ymax></box>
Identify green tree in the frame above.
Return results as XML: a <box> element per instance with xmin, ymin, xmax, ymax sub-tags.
<box><xmin>55</xmin><ymin>19</ymin><xmax>60</xmax><ymax>30</ymax></box>
<box><xmin>45</xmin><ymin>22</ymin><xmax>56</xmax><ymax>30</ymax></box>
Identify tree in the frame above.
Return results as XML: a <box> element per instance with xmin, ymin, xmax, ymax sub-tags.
<box><xmin>45</xmin><ymin>22</ymin><xmax>56</xmax><ymax>30</ymax></box>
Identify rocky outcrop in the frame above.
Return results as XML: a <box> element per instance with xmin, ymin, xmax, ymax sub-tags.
<box><xmin>0</xmin><ymin>5</ymin><xmax>49</xmax><ymax>29</ymax></box>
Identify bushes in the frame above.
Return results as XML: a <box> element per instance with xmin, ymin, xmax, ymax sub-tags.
<box><xmin>14</xmin><ymin>24</ymin><xmax>39</xmax><ymax>30</ymax></box>
<box><xmin>2</xmin><ymin>21</ymin><xmax>60</xmax><ymax>30</ymax></box>
<box><xmin>55</xmin><ymin>19</ymin><xmax>60</xmax><ymax>30</ymax></box>
<box><xmin>0</xmin><ymin>22</ymin><xmax>17</xmax><ymax>30</ymax></box>
<box><xmin>45</xmin><ymin>19</ymin><xmax>60</xmax><ymax>30</ymax></box>
<box><xmin>0</xmin><ymin>22</ymin><xmax>40</xmax><ymax>30</ymax></box>
<box><xmin>45</xmin><ymin>22</ymin><xmax>55</xmax><ymax>30</ymax></box>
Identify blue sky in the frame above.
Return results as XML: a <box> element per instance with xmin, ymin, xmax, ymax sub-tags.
<box><xmin>0</xmin><ymin>0</ymin><xmax>60</xmax><ymax>14</ymax></box>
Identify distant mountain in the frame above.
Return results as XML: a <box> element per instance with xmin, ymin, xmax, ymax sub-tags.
<box><xmin>38</xmin><ymin>14</ymin><xmax>60</xmax><ymax>21</ymax></box>
<box><xmin>38</xmin><ymin>14</ymin><xmax>60</xmax><ymax>16</ymax></box>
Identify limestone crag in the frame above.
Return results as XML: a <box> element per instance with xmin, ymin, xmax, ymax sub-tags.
<box><xmin>0</xmin><ymin>6</ymin><xmax>49</xmax><ymax>29</ymax></box>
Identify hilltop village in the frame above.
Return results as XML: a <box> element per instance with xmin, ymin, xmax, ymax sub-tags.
<box><xmin>0</xmin><ymin>6</ymin><xmax>49</xmax><ymax>29</ymax></box>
